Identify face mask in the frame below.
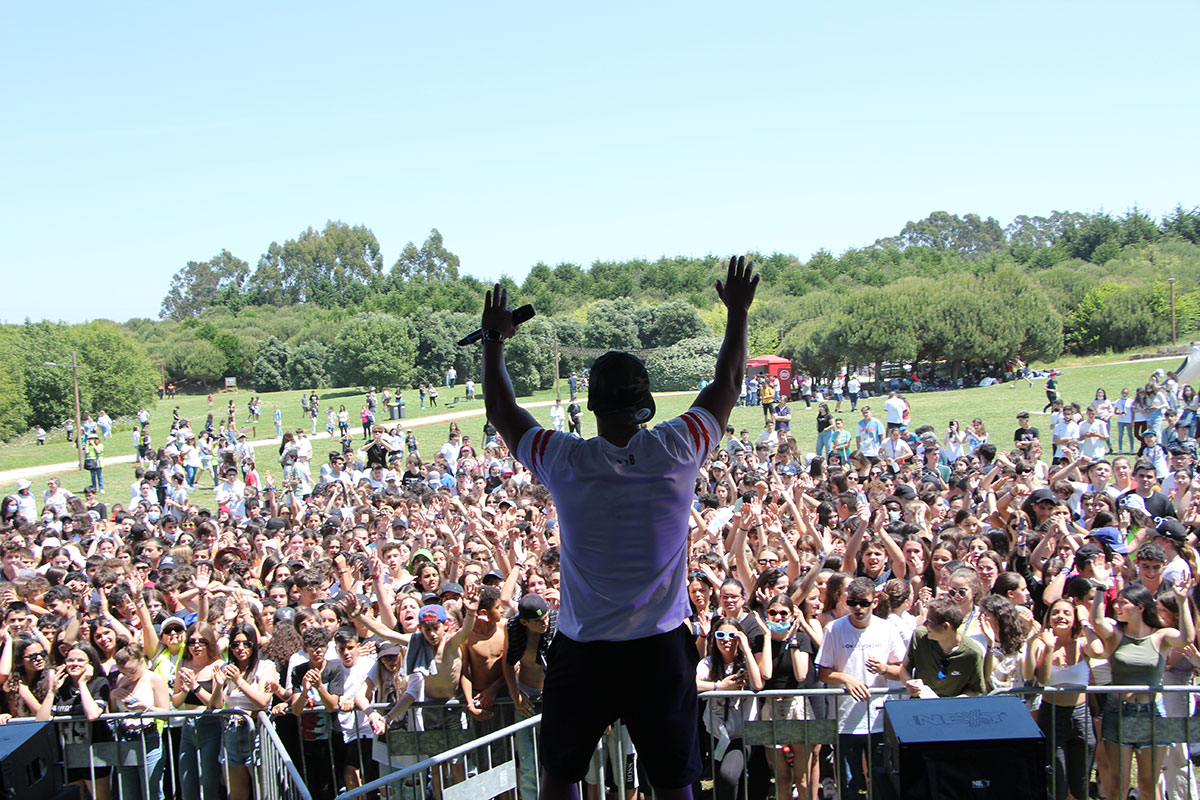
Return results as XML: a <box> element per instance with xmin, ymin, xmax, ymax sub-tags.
<box><xmin>767</xmin><ymin>619</ymin><xmax>791</xmax><ymax>635</ymax></box>
<box><xmin>888</xmin><ymin>510</ymin><xmax>902</xmax><ymax>522</ymax></box>
<box><xmin>148</xmin><ymin>512</ymin><xmax>161</xmax><ymax>523</ymax></box>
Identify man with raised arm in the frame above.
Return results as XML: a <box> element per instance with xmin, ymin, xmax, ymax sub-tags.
<box><xmin>480</xmin><ymin>256</ymin><xmax>759</xmax><ymax>800</ymax></box>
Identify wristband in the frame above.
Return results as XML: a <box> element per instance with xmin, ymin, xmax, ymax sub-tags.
<box><xmin>481</xmin><ymin>329</ymin><xmax>504</xmax><ymax>343</ymax></box>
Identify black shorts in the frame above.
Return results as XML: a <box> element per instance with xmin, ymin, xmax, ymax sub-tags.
<box><xmin>540</xmin><ymin>623</ymin><xmax>701</xmax><ymax>789</ymax></box>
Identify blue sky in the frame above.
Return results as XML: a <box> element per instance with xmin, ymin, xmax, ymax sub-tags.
<box><xmin>2</xmin><ymin>2</ymin><xmax>1197</xmax><ymax>324</ymax></box>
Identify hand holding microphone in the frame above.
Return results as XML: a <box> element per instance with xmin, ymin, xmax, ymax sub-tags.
<box><xmin>459</xmin><ymin>285</ymin><xmax>535</xmax><ymax>345</ymax></box>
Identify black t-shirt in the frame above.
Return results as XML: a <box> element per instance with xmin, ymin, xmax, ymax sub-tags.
<box><xmin>1014</xmin><ymin>426</ymin><xmax>1040</xmax><ymax>445</ymax></box>
<box><xmin>816</xmin><ymin>412</ymin><xmax>832</xmax><ymax>434</ymax></box>
<box><xmin>52</xmin><ymin>677</ymin><xmax>113</xmax><ymax>744</ymax></box>
<box><xmin>364</xmin><ymin>441</ymin><xmax>391</xmax><ymax>469</ymax></box>
<box><xmin>290</xmin><ymin>660</ymin><xmax>344</xmax><ymax>741</ymax></box>
<box><xmin>1117</xmin><ymin>490</ymin><xmax>1178</xmax><ymax>519</ymax></box>
<box><xmin>762</xmin><ymin>632</ymin><xmax>815</xmax><ymax>690</ymax></box>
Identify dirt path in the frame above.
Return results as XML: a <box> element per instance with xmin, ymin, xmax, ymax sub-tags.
<box><xmin>1</xmin><ymin>355</ymin><xmax>1175</xmax><ymax>487</ymax></box>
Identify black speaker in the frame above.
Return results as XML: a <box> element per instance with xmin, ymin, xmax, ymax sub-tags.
<box><xmin>0</xmin><ymin>721</ymin><xmax>61</xmax><ymax>800</ymax></box>
<box><xmin>882</xmin><ymin>696</ymin><xmax>1044</xmax><ymax>800</ymax></box>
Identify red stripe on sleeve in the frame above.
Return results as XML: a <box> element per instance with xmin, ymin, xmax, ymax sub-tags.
<box><xmin>535</xmin><ymin>429</ymin><xmax>551</xmax><ymax>474</ymax></box>
<box><xmin>681</xmin><ymin>412</ymin><xmax>702</xmax><ymax>453</ymax></box>
<box><xmin>528</xmin><ymin>430</ymin><xmax>544</xmax><ymax>474</ymax></box>
<box><xmin>688</xmin><ymin>411</ymin><xmax>712</xmax><ymax>454</ymax></box>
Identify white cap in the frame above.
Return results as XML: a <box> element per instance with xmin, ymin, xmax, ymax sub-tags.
<box><xmin>15</xmin><ymin>479</ymin><xmax>30</xmax><ymax>490</ymax></box>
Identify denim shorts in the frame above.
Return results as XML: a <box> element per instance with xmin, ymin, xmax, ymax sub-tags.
<box><xmin>1100</xmin><ymin>695</ymin><xmax>1166</xmax><ymax>749</ymax></box>
<box><xmin>221</xmin><ymin>717</ymin><xmax>259</xmax><ymax>767</ymax></box>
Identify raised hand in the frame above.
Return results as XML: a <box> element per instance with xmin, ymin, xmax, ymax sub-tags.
<box><xmin>482</xmin><ymin>285</ymin><xmax>520</xmax><ymax>341</ymax></box>
<box><xmin>715</xmin><ymin>256</ymin><xmax>759</xmax><ymax>313</ymax></box>
<box><xmin>195</xmin><ymin>564</ymin><xmax>211</xmax><ymax>592</ymax></box>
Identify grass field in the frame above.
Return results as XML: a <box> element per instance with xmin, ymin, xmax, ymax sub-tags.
<box><xmin>0</xmin><ymin>355</ymin><xmax>1178</xmax><ymax>503</ymax></box>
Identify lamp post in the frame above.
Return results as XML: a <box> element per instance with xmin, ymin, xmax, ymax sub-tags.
<box><xmin>1169</xmin><ymin>278</ymin><xmax>1177</xmax><ymax>346</ymax></box>
<box><xmin>554</xmin><ymin>331</ymin><xmax>561</xmax><ymax>403</ymax></box>
<box><xmin>44</xmin><ymin>351</ymin><xmax>84</xmax><ymax>469</ymax></box>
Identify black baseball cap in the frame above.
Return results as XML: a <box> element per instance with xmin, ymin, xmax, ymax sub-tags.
<box><xmin>587</xmin><ymin>351</ymin><xmax>655</xmax><ymax>423</ymax></box>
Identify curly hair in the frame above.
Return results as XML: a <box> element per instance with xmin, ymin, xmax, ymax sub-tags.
<box><xmin>979</xmin><ymin>595</ymin><xmax>1025</xmax><ymax>657</ymax></box>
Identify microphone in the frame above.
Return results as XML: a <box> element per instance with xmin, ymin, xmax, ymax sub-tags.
<box><xmin>457</xmin><ymin>304</ymin><xmax>536</xmax><ymax>346</ymax></box>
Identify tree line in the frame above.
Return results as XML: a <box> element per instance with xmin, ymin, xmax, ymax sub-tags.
<box><xmin>2</xmin><ymin>206</ymin><xmax>1199</xmax><ymax>441</ymax></box>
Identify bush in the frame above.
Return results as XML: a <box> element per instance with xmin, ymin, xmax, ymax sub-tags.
<box><xmin>645</xmin><ymin>336</ymin><xmax>720</xmax><ymax>391</ymax></box>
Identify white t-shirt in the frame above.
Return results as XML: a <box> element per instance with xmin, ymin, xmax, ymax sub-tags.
<box><xmin>1079</xmin><ymin>419</ymin><xmax>1109</xmax><ymax>460</ymax></box>
<box><xmin>439</xmin><ymin>442</ymin><xmax>462</xmax><ymax>474</ymax></box>
<box><xmin>883</xmin><ymin>397</ymin><xmax>907</xmax><ymax>426</ymax></box>
<box><xmin>339</xmin><ymin>655</ymin><xmax>378</xmax><ymax>741</ymax></box>
<box><xmin>516</xmin><ymin>407</ymin><xmax>720</xmax><ymax>642</ymax></box>
<box><xmin>815</xmin><ymin>615</ymin><xmax>905</xmax><ymax>734</ymax></box>
<box><xmin>1053</xmin><ymin>419</ymin><xmax>1080</xmax><ymax>459</ymax></box>
<box><xmin>1115</xmin><ymin>396</ymin><xmax>1134</xmax><ymax>424</ymax></box>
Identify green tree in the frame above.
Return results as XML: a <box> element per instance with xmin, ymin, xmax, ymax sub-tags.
<box><xmin>71</xmin><ymin>322</ymin><xmax>158</xmax><ymax>420</ymax></box>
<box><xmin>875</xmin><ymin>211</ymin><xmax>1006</xmax><ymax>258</ymax></box>
<box><xmin>781</xmin><ymin>316</ymin><xmax>847</xmax><ymax>381</ymax></box>
<box><xmin>193</xmin><ymin>322</ymin><xmax>253</xmax><ymax>380</ymax></box>
<box><xmin>390</xmin><ymin>228</ymin><xmax>461</xmax><ymax>283</ymax></box>
<box><xmin>288</xmin><ymin>341</ymin><xmax>329</xmax><ymax>390</ymax></box>
<box><xmin>503</xmin><ymin>335</ymin><xmax>542</xmax><ymax>396</ymax></box>
<box><xmin>410</xmin><ymin>311</ymin><xmax>476</xmax><ymax>386</ymax></box>
<box><xmin>584</xmin><ymin>299</ymin><xmax>640</xmax><ymax>350</ymax></box>
<box><xmin>1006</xmin><ymin>211</ymin><xmax>1089</xmax><ymax>251</ymax></box>
<box><xmin>1067</xmin><ymin>285</ymin><xmax>1167</xmax><ymax>353</ymax></box>
<box><xmin>1163</xmin><ymin>206</ymin><xmax>1200</xmax><ymax>246</ymax></box>
<box><xmin>165</xmin><ymin>339</ymin><xmax>226</xmax><ymax>384</ymax></box>
<box><xmin>0</xmin><ymin>327</ymin><xmax>31</xmax><ymax>440</ymax></box>
<box><xmin>1064</xmin><ymin>283</ymin><xmax>1125</xmax><ymax>353</ymax></box>
<box><xmin>251</xmin><ymin>337</ymin><xmax>290</xmax><ymax>392</ymax></box>
<box><xmin>160</xmin><ymin>249</ymin><xmax>251</xmax><ymax>320</ymax></box>
<box><xmin>17</xmin><ymin>321</ymin><xmax>156</xmax><ymax>430</ymax></box>
<box><xmin>1060</xmin><ymin>214</ymin><xmax>1123</xmax><ymax>264</ymax></box>
<box><xmin>329</xmin><ymin>313</ymin><xmax>417</xmax><ymax>388</ymax></box>
<box><xmin>645</xmin><ymin>337</ymin><xmax>720</xmax><ymax>391</ymax></box>
<box><xmin>248</xmin><ymin>222</ymin><xmax>383</xmax><ymax>307</ymax></box>
<box><xmin>638</xmin><ymin>301</ymin><xmax>710</xmax><ymax>349</ymax></box>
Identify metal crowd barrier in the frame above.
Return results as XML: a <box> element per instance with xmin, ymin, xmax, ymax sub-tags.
<box><xmin>698</xmin><ymin>684</ymin><xmax>1200</xmax><ymax>800</ymax></box>
<box><xmin>3</xmin><ymin>708</ymin><xmax>312</xmax><ymax>800</ymax></box>
<box><xmin>14</xmin><ymin>685</ymin><xmax>1199</xmax><ymax>800</ymax></box>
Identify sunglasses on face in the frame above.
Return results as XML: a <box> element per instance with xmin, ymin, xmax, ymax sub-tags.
<box><xmin>713</xmin><ymin>630</ymin><xmax>738</xmax><ymax>641</ymax></box>
<box><xmin>846</xmin><ymin>598</ymin><xmax>873</xmax><ymax>608</ymax></box>
<box><xmin>766</xmin><ymin>608</ymin><xmax>790</xmax><ymax>619</ymax></box>
<box><xmin>946</xmin><ymin>587</ymin><xmax>971</xmax><ymax>599</ymax></box>
<box><xmin>689</xmin><ymin>572</ymin><xmax>706</xmax><ymax>581</ymax></box>
<box><xmin>230</xmin><ymin>640</ymin><xmax>252</xmax><ymax>649</ymax></box>
<box><xmin>24</xmin><ymin>651</ymin><xmax>46</xmax><ymax>661</ymax></box>
<box><xmin>187</xmin><ymin>638</ymin><xmax>207</xmax><ymax>646</ymax></box>
<box><xmin>758</xmin><ymin>558</ymin><xmax>779</xmax><ymax>566</ymax></box>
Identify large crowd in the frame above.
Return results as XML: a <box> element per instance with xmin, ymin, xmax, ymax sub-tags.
<box><xmin>1</xmin><ymin>361</ymin><xmax>1199</xmax><ymax>800</ymax></box>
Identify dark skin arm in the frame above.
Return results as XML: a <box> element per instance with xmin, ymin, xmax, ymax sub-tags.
<box><xmin>480</xmin><ymin>285</ymin><xmax>542</xmax><ymax>454</ymax></box>
<box><xmin>693</xmin><ymin>256</ymin><xmax>759</xmax><ymax>432</ymax></box>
